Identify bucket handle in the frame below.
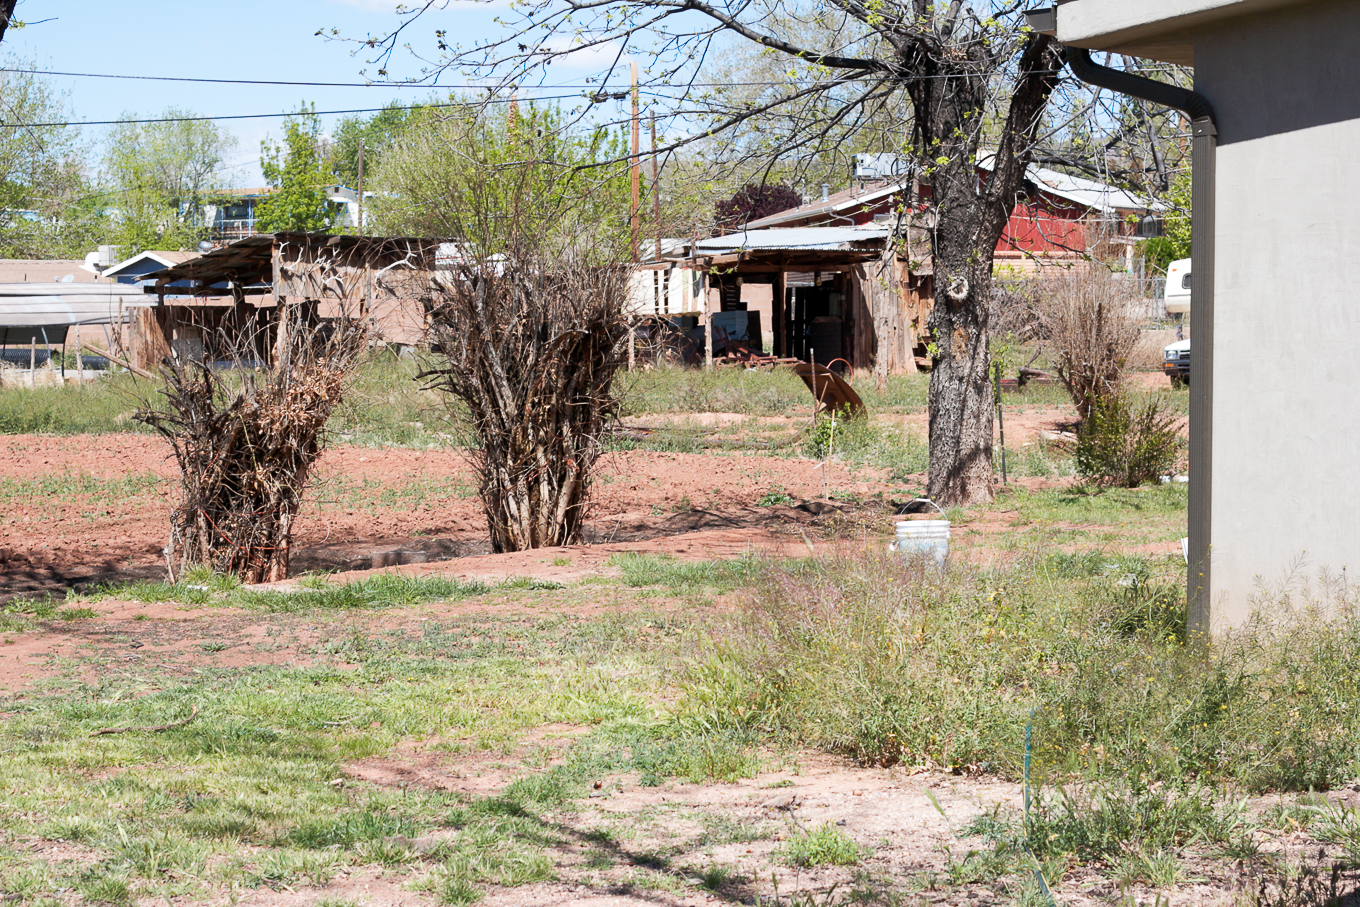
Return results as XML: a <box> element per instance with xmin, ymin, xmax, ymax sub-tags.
<box><xmin>907</xmin><ymin>497</ymin><xmax>947</xmax><ymax>518</ymax></box>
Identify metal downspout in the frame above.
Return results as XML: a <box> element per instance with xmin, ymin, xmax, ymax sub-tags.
<box><xmin>1061</xmin><ymin>47</ymin><xmax>1218</xmax><ymax>637</ymax></box>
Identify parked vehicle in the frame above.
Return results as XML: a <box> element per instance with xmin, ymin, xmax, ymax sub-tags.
<box><xmin>1162</xmin><ymin>257</ymin><xmax>1191</xmax><ymax>386</ymax></box>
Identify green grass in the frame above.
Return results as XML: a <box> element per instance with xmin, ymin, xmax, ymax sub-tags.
<box><xmin>0</xmin><ymin>372</ymin><xmax>149</xmax><ymax>435</ymax></box>
<box><xmin>0</xmin><ymin>605</ymin><xmax>678</xmax><ymax>904</ymax></box>
<box><xmin>608</xmin><ymin>552</ymin><xmax>762</xmax><ymax>593</ymax></box>
<box><xmin>79</xmin><ymin>572</ymin><xmax>492</xmax><ymax>611</ymax></box>
<box><xmin>779</xmin><ymin>823</ymin><xmax>866</xmax><ymax>867</ymax></box>
<box><xmin>0</xmin><ymin>469</ymin><xmax>165</xmax><ymax>505</ymax></box>
<box><xmin>982</xmin><ymin>482</ymin><xmax>1190</xmax><ymax>545</ymax></box>
<box><xmin>619</xmin><ymin>365</ymin><xmax>813</xmax><ymax>417</ymax></box>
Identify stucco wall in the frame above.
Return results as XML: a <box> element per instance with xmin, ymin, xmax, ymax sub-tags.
<box><xmin>1194</xmin><ymin>0</ymin><xmax>1360</xmax><ymax>626</ymax></box>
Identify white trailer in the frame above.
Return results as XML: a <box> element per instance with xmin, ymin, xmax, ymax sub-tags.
<box><xmin>1161</xmin><ymin>257</ymin><xmax>1191</xmax><ymax>385</ymax></box>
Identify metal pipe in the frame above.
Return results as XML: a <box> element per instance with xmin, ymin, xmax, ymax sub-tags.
<box><xmin>1060</xmin><ymin>46</ymin><xmax>1218</xmax><ymax>637</ymax></box>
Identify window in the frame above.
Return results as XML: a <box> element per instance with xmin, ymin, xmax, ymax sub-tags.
<box><xmin>1182</xmin><ymin>272</ymin><xmax>1192</xmax><ymax>289</ymax></box>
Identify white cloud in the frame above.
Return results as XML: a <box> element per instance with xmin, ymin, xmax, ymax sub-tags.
<box><xmin>538</xmin><ymin>37</ymin><xmax>625</xmax><ymax>72</ymax></box>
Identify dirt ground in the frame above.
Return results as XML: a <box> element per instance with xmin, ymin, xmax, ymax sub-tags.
<box><xmin>0</xmin><ymin>400</ymin><xmax>1110</xmax><ymax>600</ymax></box>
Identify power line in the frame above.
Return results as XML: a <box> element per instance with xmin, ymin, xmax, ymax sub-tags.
<box><xmin>0</xmin><ymin>95</ymin><xmax>583</xmax><ymax>130</ymax></box>
<box><xmin>0</xmin><ymin>66</ymin><xmax>450</xmax><ymax>89</ymax></box>
<box><xmin>1</xmin><ymin>63</ymin><xmax>1182</xmax><ymax>92</ymax></box>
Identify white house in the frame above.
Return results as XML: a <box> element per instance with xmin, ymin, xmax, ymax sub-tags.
<box><xmin>1036</xmin><ymin>0</ymin><xmax>1360</xmax><ymax>631</ymax></box>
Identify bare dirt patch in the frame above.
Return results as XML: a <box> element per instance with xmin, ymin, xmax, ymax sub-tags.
<box><xmin>0</xmin><ymin>437</ymin><xmax>891</xmax><ymax>599</ymax></box>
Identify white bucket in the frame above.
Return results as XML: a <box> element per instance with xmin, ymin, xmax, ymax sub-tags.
<box><xmin>888</xmin><ymin>499</ymin><xmax>950</xmax><ymax>568</ymax></box>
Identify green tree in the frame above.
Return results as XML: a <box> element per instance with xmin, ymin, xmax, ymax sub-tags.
<box><xmin>0</xmin><ymin>63</ymin><xmax>103</xmax><ymax>258</ymax></box>
<box><xmin>101</xmin><ymin>109</ymin><xmax>236</xmax><ymax>253</ymax></box>
<box><xmin>256</xmin><ymin>105</ymin><xmax>337</xmax><ymax>234</ymax></box>
<box><xmin>369</xmin><ymin>101</ymin><xmax>633</xmax><ymax>242</ymax></box>
<box><xmin>325</xmin><ymin>101</ymin><xmax>423</xmax><ymax>189</ymax></box>
<box><xmin>1140</xmin><ymin>172</ymin><xmax>1191</xmax><ymax>273</ymax></box>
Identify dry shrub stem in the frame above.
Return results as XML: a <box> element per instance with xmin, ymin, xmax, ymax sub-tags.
<box><xmin>136</xmin><ymin>308</ymin><xmax>367</xmax><ymax>583</ymax></box>
<box><xmin>412</xmin><ymin>110</ymin><xmax>631</xmax><ymax>553</ymax></box>
<box><xmin>1035</xmin><ymin>266</ymin><xmax>1142</xmax><ymax>421</ymax></box>
<box><xmin>421</xmin><ymin>251</ymin><xmax>628</xmax><ymax>553</ymax></box>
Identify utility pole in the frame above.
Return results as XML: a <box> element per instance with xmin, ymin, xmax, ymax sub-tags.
<box><xmin>630</xmin><ymin>62</ymin><xmax>640</xmax><ymax>263</ymax></box>
<box><xmin>651</xmin><ymin>112</ymin><xmax>661</xmax><ymax>261</ymax></box>
<box><xmin>355</xmin><ymin>140</ymin><xmax>365</xmax><ymax>237</ymax></box>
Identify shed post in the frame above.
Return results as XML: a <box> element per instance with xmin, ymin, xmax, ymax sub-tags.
<box><xmin>773</xmin><ymin>269</ymin><xmax>787</xmax><ymax>358</ymax></box>
<box><xmin>703</xmin><ymin>270</ymin><xmax>714</xmax><ymax>370</ymax></box>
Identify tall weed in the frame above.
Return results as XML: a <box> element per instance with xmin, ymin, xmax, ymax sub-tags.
<box><xmin>677</xmin><ymin>547</ymin><xmax>1360</xmax><ymax>791</ymax></box>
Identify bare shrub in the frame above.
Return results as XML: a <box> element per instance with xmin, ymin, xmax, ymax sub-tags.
<box><xmin>135</xmin><ymin>309</ymin><xmax>367</xmax><ymax>583</ymax></box>
<box><xmin>1035</xmin><ymin>265</ymin><xmax>1141</xmax><ymax>421</ymax></box>
<box><xmin>423</xmin><ymin>249</ymin><xmax>628</xmax><ymax>552</ymax></box>
<box><xmin>413</xmin><ymin>111</ymin><xmax>631</xmax><ymax>552</ymax></box>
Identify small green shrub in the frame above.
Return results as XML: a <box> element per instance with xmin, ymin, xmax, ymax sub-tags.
<box><xmin>758</xmin><ymin>485</ymin><xmax>796</xmax><ymax>506</ymax></box>
<box><xmin>285</xmin><ymin>811</ymin><xmax>418</xmax><ymax>848</ymax></box>
<box><xmin>779</xmin><ymin>823</ymin><xmax>865</xmax><ymax>867</ymax></box>
<box><xmin>1076</xmin><ymin>392</ymin><xmax>1181</xmax><ymax>487</ymax></box>
<box><xmin>1024</xmin><ymin>781</ymin><xmax>1243</xmax><ymax>862</ymax></box>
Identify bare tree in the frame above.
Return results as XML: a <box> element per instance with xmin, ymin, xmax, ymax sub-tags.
<box><xmin>345</xmin><ymin>1</ymin><xmax>1064</xmax><ymax>505</ymax></box>
<box><xmin>135</xmin><ymin>311</ymin><xmax>368</xmax><ymax>584</ymax></box>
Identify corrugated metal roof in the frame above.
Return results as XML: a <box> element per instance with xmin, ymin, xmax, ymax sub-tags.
<box><xmin>744</xmin><ymin>182</ymin><xmax>905</xmax><ymax>230</ymax></box>
<box><xmin>0</xmin><ymin>283</ymin><xmax>151</xmax><ymax>331</ymax></box>
<box><xmin>1026</xmin><ymin>165</ymin><xmax>1161</xmax><ymax>213</ymax></box>
<box><xmin>695</xmin><ymin>226</ymin><xmax>890</xmax><ymax>253</ymax></box>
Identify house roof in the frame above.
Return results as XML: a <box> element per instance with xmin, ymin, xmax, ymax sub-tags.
<box><xmin>1051</xmin><ymin>0</ymin><xmax>1303</xmax><ymax>64</ymax></box>
<box><xmin>0</xmin><ymin>283</ymin><xmax>152</xmax><ymax>333</ymax></box>
<box><xmin>695</xmin><ymin>226</ymin><xmax>890</xmax><ymax>254</ymax></box>
<box><xmin>745</xmin><ymin>182</ymin><xmax>905</xmax><ymax>230</ymax></box>
<box><xmin>744</xmin><ymin>162</ymin><xmax>1155</xmax><ymax>233</ymax></box>
<box><xmin>0</xmin><ymin>261</ymin><xmax>99</xmax><ymax>284</ymax></box>
<box><xmin>101</xmin><ymin>250</ymin><xmax>196</xmax><ymax>280</ymax></box>
<box><xmin>1016</xmin><ymin>165</ymin><xmax>1160</xmax><ymax>214</ymax></box>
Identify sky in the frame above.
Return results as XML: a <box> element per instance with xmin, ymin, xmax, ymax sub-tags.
<box><xmin>1</xmin><ymin>0</ymin><xmax>628</xmax><ymax>186</ymax></box>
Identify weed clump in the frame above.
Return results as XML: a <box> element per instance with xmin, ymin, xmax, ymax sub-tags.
<box><xmin>677</xmin><ymin>547</ymin><xmax>1360</xmax><ymax>792</ymax></box>
<box><xmin>779</xmin><ymin>823</ymin><xmax>865</xmax><ymax>867</ymax></box>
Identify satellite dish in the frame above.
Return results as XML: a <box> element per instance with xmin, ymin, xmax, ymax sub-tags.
<box><xmin>59</xmin><ymin>274</ymin><xmax>75</xmax><ymax>283</ymax></box>
<box><xmin>197</xmin><ymin>240</ymin><xmax>214</xmax><ymax>254</ymax></box>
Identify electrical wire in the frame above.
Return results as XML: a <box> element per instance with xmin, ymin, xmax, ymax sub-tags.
<box><xmin>0</xmin><ymin>95</ymin><xmax>583</xmax><ymax>130</ymax></box>
<box><xmin>0</xmin><ymin>64</ymin><xmax>1178</xmax><ymax>92</ymax></box>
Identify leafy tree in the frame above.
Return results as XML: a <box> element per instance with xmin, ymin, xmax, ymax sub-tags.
<box><xmin>325</xmin><ymin>101</ymin><xmax>423</xmax><ymax>189</ymax></box>
<box><xmin>256</xmin><ymin>105</ymin><xmax>337</xmax><ymax>234</ymax></box>
<box><xmin>369</xmin><ymin>101</ymin><xmax>632</xmax><ymax>242</ymax></box>
<box><xmin>101</xmin><ymin>109</ymin><xmax>236</xmax><ymax>253</ymax></box>
<box><xmin>713</xmin><ymin>183</ymin><xmax>802</xmax><ymax>233</ymax></box>
<box><xmin>1140</xmin><ymin>172</ymin><xmax>1191</xmax><ymax>274</ymax></box>
<box><xmin>0</xmin><ymin>63</ymin><xmax>104</xmax><ymax>258</ymax></box>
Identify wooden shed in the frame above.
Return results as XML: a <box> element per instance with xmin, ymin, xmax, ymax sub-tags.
<box><xmin>142</xmin><ymin>233</ymin><xmax>437</xmax><ymax>368</ymax></box>
<box><xmin>631</xmin><ymin>226</ymin><xmax>934</xmax><ymax>379</ymax></box>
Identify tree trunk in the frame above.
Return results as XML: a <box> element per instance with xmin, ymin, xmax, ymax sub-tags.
<box><xmin>913</xmin><ymin>32</ymin><xmax>1063</xmax><ymax>506</ymax></box>
<box><xmin>927</xmin><ymin>240</ymin><xmax>997</xmax><ymax>505</ymax></box>
<box><xmin>0</xmin><ymin>1</ymin><xmax>18</xmax><ymax>45</ymax></box>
